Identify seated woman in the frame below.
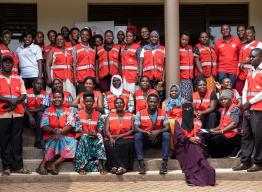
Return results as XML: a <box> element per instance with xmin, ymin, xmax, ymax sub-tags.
<box><xmin>162</xmin><ymin>84</ymin><xmax>186</xmax><ymax>151</ymax></box>
<box><xmin>207</xmin><ymin>89</ymin><xmax>241</xmax><ymax>158</ymax></box>
<box><xmin>216</xmin><ymin>77</ymin><xmax>242</xmax><ymax>108</ymax></box>
<box><xmin>36</xmin><ymin>90</ymin><xmax>77</xmax><ymax>175</ymax></box>
<box><xmin>174</xmin><ymin>102</ymin><xmax>215</xmax><ymax>186</ymax></box>
<box><xmin>193</xmin><ymin>78</ymin><xmax>218</xmax><ymax>129</ymax></box>
<box><xmin>104</xmin><ymin>97</ymin><xmax>134</xmax><ymax>175</ymax></box>
<box><xmin>70</xmin><ymin>76</ymin><xmax>103</xmax><ymax>112</ymax></box>
<box><xmin>74</xmin><ymin>91</ymin><xmax>107</xmax><ymax>175</ymax></box>
<box><xmin>134</xmin><ymin>76</ymin><xmax>157</xmax><ymax>113</ymax></box>
<box><xmin>42</xmin><ymin>78</ymin><xmax>73</xmax><ymax>108</ymax></box>
<box><xmin>103</xmin><ymin>75</ymin><xmax>134</xmax><ymax>115</ymax></box>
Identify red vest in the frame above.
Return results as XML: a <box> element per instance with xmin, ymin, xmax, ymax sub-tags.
<box><xmin>0</xmin><ymin>44</ymin><xmax>19</xmax><ymax>75</ymax></box>
<box><xmin>79</xmin><ymin>90</ymin><xmax>100</xmax><ymax>109</ymax></box>
<box><xmin>43</xmin><ymin>44</ymin><xmax>54</xmax><ymax>59</ymax></box>
<box><xmin>219</xmin><ymin>104</ymin><xmax>238</xmax><ymax>138</ymax></box>
<box><xmin>76</xmin><ymin>109</ymin><xmax>101</xmax><ymax>138</ymax></box>
<box><xmin>105</xmin><ymin>89</ymin><xmax>130</xmax><ymax>112</ymax></box>
<box><xmin>49</xmin><ymin>91</ymin><xmax>71</xmax><ymax>108</ymax></box>
<box><xmin>43</xmin><ymin>106</ymin><xmax>74</xmax><ymax>140</ymax></box>
<box><xmin>0</xmin><ymin>73</ymin><xmax>25</xmax><ymax>114</ymax></box>
<box><xmin>97</xmin><ymin>44</ymin><xmax>120</xmax><ymax>79</ymax></box>
<box><xmin>140</xmin><ymin>108</ymin><xmax>165</xmax><ymax>131</ymax></box>
<box><xmin>177</xmin><ymin>118</ymin><xmax>202</xmax><ymax>138</ymax></box>
<box><xmin>51</xmin><ymin>47</ymin><xmax>73</xmax><ymax>82</ymax></box>
<box><xmin>107</xmin><ymin>112</ymin><xmax>133</xmax><ymax>139</ymax></box>
<box><xmin>246</xmin><ymin>68</ymin><xmax>262</xmax><ymax>111</ymax></box>
<box><xmin>180</xmin><ymin>45</ymin><xmax>194</xmax><ymax>80</ymax></box>
<box><xmin>74</xmin><ymin>43</ymin><xmax>96</xmax><ymax>82</ymax></box>
<box><xmin>238</xmin><ymin>40</ymin><xmax>261</xmax><ymax>81</ymax></box>
<box><xmin>194</xmin><ymin>43</ymin><xmax>217</xmax><ymax>78</ymax></box>
<box><xmin>121</xmin><ymin>43</ymin><xmax>140</xmax><ymax>83</ymax></box>
<box><xmin>162</xmin><ymin>99</ymin><xmax>182</xmax><ymax>120</ymax></box>
<box><xmin>142</xmin><ymin>45</ymin><xmax>165</xmax><ymax>80</ymax></box>
<box><xmin>134</xmin><ymin>89</ymin><xmax>157</xmax><ymax>112</ymax></box>
<box><xmin>26</xmin><ymin>88</ymin><xmax>46</xmax><ymax>110</ymax></box>
<box><xmin>193</xmin><ymin>90</ymin><xmax>212</xmax><ymax>111</ymax></box>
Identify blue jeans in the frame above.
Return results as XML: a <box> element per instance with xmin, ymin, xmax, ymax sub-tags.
<box><xmin>134</xmin><ymin>132</ymin><xmax>170</xmax><ymax>160</ymax></box>
<box><xmin>218</xmin><ymin>72</ymin><xmax>236</xmax><ymax>88</ymax></box>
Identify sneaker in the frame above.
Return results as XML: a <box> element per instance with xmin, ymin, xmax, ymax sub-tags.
<box><xmin>228</xmin><ymin>149</ymin><xmax>241</xmax><ymax>158</ymax></box>
<box><xmin>159</xmin><ymin>161</ymin><xmax>168</xmax><ymax>174</ymax></box>
<box><xmin>138</xmin><ymin>160</ymin><xmax>146</xmax><ymax>174</ymax></box>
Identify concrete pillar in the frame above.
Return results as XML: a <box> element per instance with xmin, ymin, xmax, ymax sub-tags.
<box><xmin>164</xmin><ymin>0</ymin><xmax>180</xmax><ymax>94</ymax></box>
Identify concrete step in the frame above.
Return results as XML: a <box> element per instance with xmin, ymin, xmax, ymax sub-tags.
<box><xmin>0</xmin><ymin>158</ymin><xmax>240</xmax><ymax>172</ymax></box>
<box><xmin>1</xmin><ymin>169</ymin><xmax>262</xmax><ymax>183</ymax></box>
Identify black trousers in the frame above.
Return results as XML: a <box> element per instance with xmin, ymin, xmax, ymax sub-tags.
<box><xmin>201</xmin><ymin>112</ymin><xmax>217</xmax><ymax>130</ymax></box>
<box><xmin>241</xmin><ymin>110</ymin><xmax>262</xmax><ymax>165</ymax></box>
<box><xmin>22</xmin><ymin>77</ymin><xmax>37</xmax><ymax>89</ymax></box>
<box><xmin>0</xmin><ymin>117</ymin><xmax>24</xmax><ymax>171</ymax></box>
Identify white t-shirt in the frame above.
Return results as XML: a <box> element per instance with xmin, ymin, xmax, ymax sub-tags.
<box><xmin>140</xmin><ymin>47</ymin><xmax>166</xmax><ymax>58</ymax></box>
<box><xmin>16</xmin><ymin>43</ymin><xmax>43</xmax><ymax>78</ymax></box>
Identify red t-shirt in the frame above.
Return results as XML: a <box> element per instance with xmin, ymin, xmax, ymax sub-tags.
<box><xmin>214</xmin><ymin>36</ymin><xmax>241</xmax><ymax>75</ymax></box>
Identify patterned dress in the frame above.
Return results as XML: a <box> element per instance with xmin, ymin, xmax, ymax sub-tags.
<box><xmin>74</xmin><ymin>113</ymin><xmax>107</xmax><ymax>172</ymax></box>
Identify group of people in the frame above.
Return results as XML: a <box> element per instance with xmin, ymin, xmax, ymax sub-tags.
<box><xmin>0</xmin><ymin>23</ymin><xmax>262</xmax><ymax>187</ymax></box>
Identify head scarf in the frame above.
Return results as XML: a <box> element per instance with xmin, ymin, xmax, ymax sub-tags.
<box><xmin>110</xmin><ymin>75</ymin><xmax>123</xmax><ymax>97</ymax></box>
<box><xmin>144</xmin><ymin>30</ymin><xmax>160</xmax><ymax>51</ymax></box>
<box><xmin>165</xmin><ymin>84</ymin><xmax>184</xmax><ymax>112</ymax></box>
<box><xmin>181</xmin><ymin>102</ymin><xmax>194</xmax><ymax>132</ymax></box>
<box><xmin>220</xmin><ymin>89</ymin><xmax>234</xmax><ymax>100</ymax></box>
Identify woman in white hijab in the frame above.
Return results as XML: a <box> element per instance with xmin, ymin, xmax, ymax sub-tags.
<box><xmin>103</xmin><ymin>75</ymin><xmax>134</xmax><ymax>115</ymax></box>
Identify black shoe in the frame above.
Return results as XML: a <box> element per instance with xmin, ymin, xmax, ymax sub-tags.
<box><xmin>232</xmin><ymin>163</ymin><xmax>252</xmax><ymax>171</ymax></box>
<box><xmin>159</xmin><ymin>161</ymin><xmax>168</xmax><ymax>174</ymax></box>
<box><xmin>247</xmin><ymin>164</ymin><xmax>262</xmax><ymax>172</ymax></box>
<box><xmin>138</xmin><ymin>160</ymin><xmax>146</xmax><ymax>174</ymax></box>
<box><xmin>228</xmin><ymin>148</ymin><xmax>241</xmax><ymax>158</ymax></box>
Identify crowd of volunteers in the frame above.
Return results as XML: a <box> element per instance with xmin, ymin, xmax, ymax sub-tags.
<box><xmin>0</xmin><ymin>24</ymin><xmax>262</xmax><ymax>187</ymax></box>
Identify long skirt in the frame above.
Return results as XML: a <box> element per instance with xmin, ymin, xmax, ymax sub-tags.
<box><xmin>74</xmin><ymin>133</ymin><xmax>107</xmax><ymax>172</ymax></box>
<box><xmin>44</xmin><ymin>135</ymin><xmax>77</xmax><ymax>161</ymax></box>
<box><xmin>180</xmin><ymin>79</ymin><xmax>193</xmax><ymax>101</ymax></box>
<box><xmin>104</xmin><ymin>138</ymin><xmax>134</xmax><ymax>171</ymax></box>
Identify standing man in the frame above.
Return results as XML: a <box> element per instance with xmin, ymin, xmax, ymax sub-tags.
<box><xmin>0</xmin><ymin>56</ymin><xmax>31</xmax><ymax>176</ymax></box>
<box><xmin>233</xmin><ymin>48</ymin><xmax>262</xmax><ymax>172</ymax></box>
<box><xmin>214</xmin><ymin>24</ymin><xmax>241</xmax><ymax>88</ymax></box>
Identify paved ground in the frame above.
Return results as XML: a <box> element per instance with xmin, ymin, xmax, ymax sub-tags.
<box><xmin>0</xmin><ymin>180</ymin><xmax>260</xmax><ymax>192</ymax></box>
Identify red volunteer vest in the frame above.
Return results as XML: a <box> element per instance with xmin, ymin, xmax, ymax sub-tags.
<box><xmin>142</xmin><ymin>45</ymin><xmax>165</xmax><ymax>80</ymax></box>
<box><xmin>0</xmin><ymin>73</ymin><xmax>25</xmax><ymax>114</ymax></box>
<box><xmin>74</xmin><ymin>43</ymin><xmax>96</xmax><ymax>82</ymax></box>
<box><xmin>106</xmin><ymin>89</ymin><xmax>130</xmax><ymax>112</ymax></box>
<box><xmin>194</xmin><ymin>43</ymin><xmax>217</xmax><ymax>78</ymax></box>
<box><xmin>140</xmin><ymin>108</ymin><xmax>165</xmax><ymax>131</ymax></box>
<box><xmin>180</xmin><ymin>45</ymin><xmax>194</xmax><ymax>80</ymax></box>
<box><xmin>43</xmin><ymin>106</ymin><xmax>74</xmax><ymax>140</ymax></box>
<box><xmin>219</xmin><ymin>104</ymin><xmax>238</xmax><ymax>138</ymax></box>
<box><xmin>134</xmin><ymin>89</ymin><xmax>157</xmax><ymax>112</ymax></box>
<box><xmin>79</xmin><ymin>90</ymin><xmax>100</xmax><ymax>109</ymax></box>
<box><xmin>51</xmin><ymin>47</ymin><xmax>73</xmax><ymax>82</ymax></box>
<box><xmin>238</xmin><ymin>40</ymin><xmax>261</xmax><ymax>81</ymax></box>
<box><xmin>0</xmin><ymin>44</ymin><xmax>19</xmax><ymax>75</ymax></box>
<box><xmin>177</xmin><ymin>118</ymin><xmax>202</xmax><ymax>138</ymax></box>
<box><xmin>76</xmin><ymin>109</ymin><xmax>101</xmax><ymax>138</ymax></box>
<box><xmin>121</xmin><ymin>43</ymin><xmax>140</xmax><ymax>83</ymax></box>
<box><xmin>107</xmin><ymin>112</ymin><xmax>133</xmax><ymax>139</ymax></box>
<box><xmin>193</xmin><ymin>90</ymin><xmax>212</xmax><ymax>111</ymax></box>
<box><xmin>49</xmin><ymin>91</ymin><xmax>71</xmax><ymax>108</ymax></box>
<box><xmin>246</xmin><ymin>68</ymin><xmax>262</xmax><ymax>111</ymax></box>
<box><xmin>97</xmin><ymin>44</ymin><xmax>120</xmax><ymax>79</ymax></box>
<box><xmin>26</xmin><ymin>88</ymin><xmax>46</xmax><ymax>110</ymax></box>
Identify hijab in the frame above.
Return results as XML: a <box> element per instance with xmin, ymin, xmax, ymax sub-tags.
<box><xmin>144</xmin><ymin>30</ymin><xmax>160</xmax><ymax>51</ymax></box>
<box><xmin>166</xmin><ymin>84</ymin><xmax>184</xmax><ymax>112</ymax></box>
<box><xmin>181</xmin><ymin>102</ymin><xmax>194</xmax><ymax>132</ymax></box>
<box><xmin>110</xmin><ymin>75</ymin><xmax>123</xmax><ymax>97</ymax></box>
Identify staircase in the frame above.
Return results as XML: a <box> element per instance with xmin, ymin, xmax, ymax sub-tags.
<box><xmin>1</xmin><ymin>127</ymin><xmax>262</xmax><ymax>183</ymax></box>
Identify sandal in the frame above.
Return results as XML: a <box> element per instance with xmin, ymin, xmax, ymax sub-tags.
<box><xmin>13</xmin><ymin>168</ymin><xmax>31</xmax><ymax>174</ymax></box>
<box><xmin>116</xmin><ymin>167</ymin><xmax>127</xmax><ymax>175</ymax></box>
<box><xmin>2</xmin><ymin>169</ymin><xmax>11</xmax><ymax>176</ymax></box>
<box><xmin>79</xmin><ymin>170</ymin><xmax>87</xmax><ymax>175</ymax></box>
<box><xmin>98</xmin><ymin>160</ymin><xmax>107</xmax><ymax>175</ymax></box>
<box><xmin>36</xmin><ymin>165</ymin><xmax>48</xmax><ymax>175</ymax></box>
<box><xmin>46</xmin><ymin>164</ymin><xmax>59</xmax><ymax>175</ymax></box>
<box><xmin>111</xmin><ymin>167</ymin><xmax>118</xmax><ymax>174</ymax></box>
